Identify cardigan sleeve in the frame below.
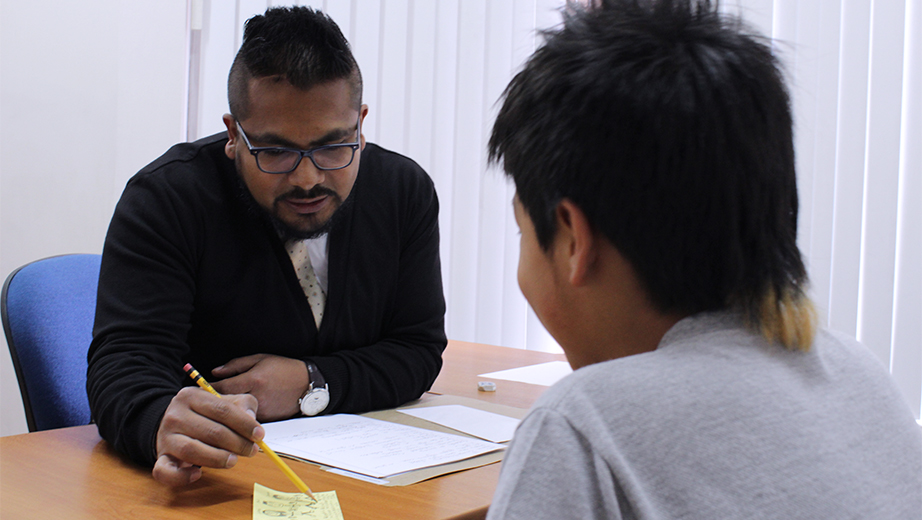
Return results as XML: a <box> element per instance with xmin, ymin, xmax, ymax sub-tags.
<box><xmin>87</xmin><ymin>170</ymin><xmax>201</xmax><ymax>467</ymax></box>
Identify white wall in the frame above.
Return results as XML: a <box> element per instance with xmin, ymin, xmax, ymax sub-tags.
<box><xmin>0</xmin><ymin>0</ymin><xmax>188</xmax><ymax>436</ymax></box>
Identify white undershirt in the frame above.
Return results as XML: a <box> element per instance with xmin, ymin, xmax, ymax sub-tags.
<box><xmin>303</xmin><ymin>234</ymin><xmax>329</xmax><ymax>294</ymax></box>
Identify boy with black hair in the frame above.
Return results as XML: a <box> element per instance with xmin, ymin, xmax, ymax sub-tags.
<box><xmin>487</xmin><ymin>0</ymin><xmax>921</xmax><ymax>518</ymax></box>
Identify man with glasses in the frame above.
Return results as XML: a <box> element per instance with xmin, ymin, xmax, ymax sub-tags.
<box><xmin>87</xmin><ymin>6</ymin><xmax>446</xmax><ymax>486</ymax></box>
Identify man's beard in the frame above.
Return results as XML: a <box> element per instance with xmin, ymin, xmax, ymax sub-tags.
<box><xmin>235</xmin><ymin>172</ymin><xmax>353</xmax><ymax>242</ymax></box>
<box><xmin>270</xmin><ymin>185</ymin><xmax>352</xmax><ymax>241</ymax></box>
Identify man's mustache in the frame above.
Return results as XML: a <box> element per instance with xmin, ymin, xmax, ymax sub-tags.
<box><xmin>278</xmin><ymin>185</ymin><xmax>338</xmax><ymax>201</ymax></box>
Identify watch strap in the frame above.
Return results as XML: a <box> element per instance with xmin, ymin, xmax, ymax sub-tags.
<box><xmin>306</xmin><ymin>361</ymin><xmax>326</xmax><ymax>390</ymax></box>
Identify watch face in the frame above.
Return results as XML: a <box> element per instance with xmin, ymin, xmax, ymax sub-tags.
<box><xmin>300</xmin><ymin>388</ymin><xmax>330</xmax><ymax>416</ymax></box>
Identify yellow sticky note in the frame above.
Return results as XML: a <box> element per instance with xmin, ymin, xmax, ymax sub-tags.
<box><xmin>253</xmin><ymin>483</ymin><xmax>344</xmax><ymax>520</ymax></box>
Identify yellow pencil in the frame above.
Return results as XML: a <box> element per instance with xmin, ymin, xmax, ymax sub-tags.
<box><xmin>183</xmin><ymin>363</ymin><xmax>316</xmax><ymax>500</ymax></box>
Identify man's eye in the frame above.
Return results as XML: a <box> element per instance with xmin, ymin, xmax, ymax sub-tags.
<box><xmin>261</xmin><ymin>149</ymin><xmax>289</xmax><ymax>158</ymax></box>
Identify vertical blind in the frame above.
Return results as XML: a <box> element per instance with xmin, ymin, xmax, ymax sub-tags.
<box><xmin>188</xmin><ymin>0</ymin><xmax>921</xmax><ymax>418</ymax></box>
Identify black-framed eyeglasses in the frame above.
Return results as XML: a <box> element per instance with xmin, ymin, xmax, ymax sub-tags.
<box><xmin>235</xmin><ymin>115</ymin><xmax>361</xmax><ymax>174</ymax></box>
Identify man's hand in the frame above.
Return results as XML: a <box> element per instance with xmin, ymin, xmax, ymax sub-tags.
<box><xmin>153</xmin><ymin>388</ymin><xmax>262</xmax><ymax>486</ymax></box>
<box><xmin>211</xmin><ymin>354</ymin><xmax>310</xmax><ymax>422</ymax></box>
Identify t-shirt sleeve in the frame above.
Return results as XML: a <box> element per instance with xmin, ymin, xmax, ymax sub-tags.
<box><xmin>487</xmin><ymin>407</ymin><xmax>626</xmax><ymax>520</ymax></box>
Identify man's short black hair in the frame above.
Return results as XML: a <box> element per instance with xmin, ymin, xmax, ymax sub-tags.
<box><xmin>228</xmin><ymin>6</ymin><xmax>362</xmax><ymax>120</ymax></box>
<box><xmin>490</xmin><ymin>0</ymin><xmax>813</xmax><ymax>346</ymax></box>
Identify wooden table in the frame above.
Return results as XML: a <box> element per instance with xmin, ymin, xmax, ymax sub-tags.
<box><xmin>0</xmin><ymin>340</ymin><xmax>565</xmax><ymax>519</ymax></box>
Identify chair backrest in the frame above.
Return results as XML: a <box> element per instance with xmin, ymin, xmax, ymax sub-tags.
<box><xmin>1</xmin><ymin>254</ymin><xmax>101</xmax><ymax>432</ymax></box>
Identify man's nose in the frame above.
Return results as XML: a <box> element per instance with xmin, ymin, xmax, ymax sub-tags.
<box><xmin>287</xmin><ymin>156</ymin><xmax>325</xmax><ymax>190</ymax></box>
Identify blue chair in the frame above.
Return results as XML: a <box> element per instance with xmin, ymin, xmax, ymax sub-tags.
<box><xmin>1</xmin><ymin>254</ymin><xmax>101</xmax><ymax>432</ymax></box>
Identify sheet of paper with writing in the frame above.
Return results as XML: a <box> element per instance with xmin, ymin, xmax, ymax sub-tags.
<box><xmin>262</xmin><ymin>414</ymin><xmax>504</xmax><ymax>479</ymax></box>
<box><xmin>253</xmin><ymin>483</ymin><xmax>343</xmax><ymax>520</ymax></box>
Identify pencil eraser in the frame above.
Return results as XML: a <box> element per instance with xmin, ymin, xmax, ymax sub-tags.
<box><xmin>477</xmin><ymin>381</ymin><xmax>496</xmax><ymax>392</ymax></box>
<box><xmin>183</xmin><ymin>363</ymin><xmax>193</xmax><ymax>372</ymax></box>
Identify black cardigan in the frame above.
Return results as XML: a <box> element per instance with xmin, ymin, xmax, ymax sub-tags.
<box><xmin>87</xmin><ymin>134</ymin><xmax>447</xmax><ymax>466</ymax></box>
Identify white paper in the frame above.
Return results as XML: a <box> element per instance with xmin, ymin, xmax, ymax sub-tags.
<box><xmin>397</xmin><ymin>405</ymin><xmax>520</xmax><ymax>443</ymax></box>
<box><xmin>325</xmin><ymin>467</ymin><xmax>390</xmax><ymax>485</ymax></box>
<box><xmin>262</xmin><ymin>414</ymin><xmax>504</xmax><ymax>478</ymax></box>
<box><xmin>478</xmin><ymin>360</ymin><xmax>573</xmax><ymax>386</ymax></box>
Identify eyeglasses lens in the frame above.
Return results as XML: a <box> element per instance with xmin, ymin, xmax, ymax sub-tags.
<box><xmin>313</xmin><ymin>147</ymin><xmax>355</xmax><ymax>169</ymax></box>
<box><xmin>255</xmin><ymin>146</ymin><xmax>355</xmax><ymax>173</ymax></box>
<box><xmin>256</xmin><ymin>150</ymin><xmax>301</xmax><ymax>173</ymax></box>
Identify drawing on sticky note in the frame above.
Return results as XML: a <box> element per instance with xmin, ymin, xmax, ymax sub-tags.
<box><xmin>253</xmin><ymin>483</ymin><xmax>344</xmax><ymax>520</ymax></box>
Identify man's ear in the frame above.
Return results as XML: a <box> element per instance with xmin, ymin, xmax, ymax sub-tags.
<box><xmin>222</xmin><ymin>114</ymin><xmax>237</xmax><ymax>160</ymax></box>
<box><xmin>555</xmin><ymin>198</ymin><xmax>598</xmax><ymax>286</ymax></box>
<box><xmin>359</xmin><ymin>104</ymin><xmax>369</xmax><ymax>150</ymax></box>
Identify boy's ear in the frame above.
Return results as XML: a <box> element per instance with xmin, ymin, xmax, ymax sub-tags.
<box><xmin>554</xmin><ymin>198</ymin><xmax>598</xmax><ymax>286</ymax></box>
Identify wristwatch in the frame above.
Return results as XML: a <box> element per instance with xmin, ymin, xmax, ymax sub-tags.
<box><xmin>299</xmin><ymin>362</ymin><xmax>330</xmax><ymax>416</ymax></box>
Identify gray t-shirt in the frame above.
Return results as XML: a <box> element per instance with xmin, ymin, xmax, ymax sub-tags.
<box><xmin>487</xmin><ymin>312</ymin><xmax>922</xmax><ymax>519</ymax></box>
